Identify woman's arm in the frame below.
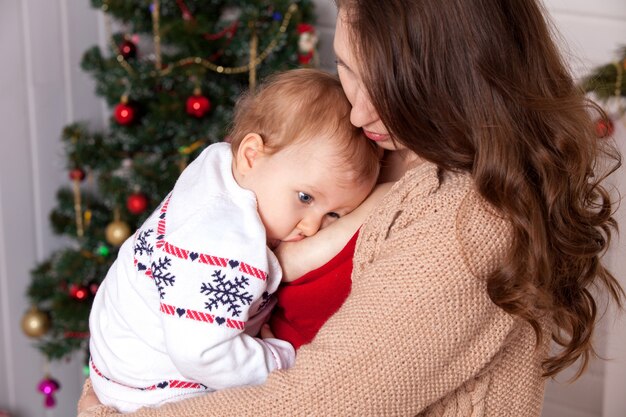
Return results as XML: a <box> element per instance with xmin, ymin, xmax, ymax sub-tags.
<box><xmin>275</xmin><ymin>182</ymin><xmax>392</xmax><ymax>282</ymax></box>
<box><xmin>78</xmin><ymin>180</ymin><xmax>519</xmax><ymax>417</ymax></box>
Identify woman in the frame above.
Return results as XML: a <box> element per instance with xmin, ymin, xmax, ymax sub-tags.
<box><xmin>78</xmin><ymin>0</ymin><xmax>623</xmax><ymax>415</ymax></box>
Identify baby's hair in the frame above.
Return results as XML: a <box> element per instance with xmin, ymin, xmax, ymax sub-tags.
<box><xmin>228</xmin><ymin>68</ymin><xmax>380</xmax><ymax>185</ymax></box>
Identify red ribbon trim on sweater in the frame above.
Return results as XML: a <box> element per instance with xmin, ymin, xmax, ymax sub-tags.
<box><xmin>90</xmin><ymin>358</ymin><xmax>208</xmax><ymax>391</ymax></box>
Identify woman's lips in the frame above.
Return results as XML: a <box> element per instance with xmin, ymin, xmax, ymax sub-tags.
<box><xmin>363</xmin><ymin>130</ymin><xmax>390</xmax><ymax>142</ymax></box>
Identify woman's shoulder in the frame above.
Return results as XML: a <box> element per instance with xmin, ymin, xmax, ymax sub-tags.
<box><xmin>453</xmin><ymin>179</ymin><xmax>512</xmax><ymax>279</ymax></box>
<box><xmin>372</xmin><ymin>163</ymin><xmax>512</xmax><ymax>278</ymax></box>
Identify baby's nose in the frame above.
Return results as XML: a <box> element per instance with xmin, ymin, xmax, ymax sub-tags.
<box><xmin>298</xmin><ymin>216</ymin><xmax>322</xmax><ymax>237</ymax></box>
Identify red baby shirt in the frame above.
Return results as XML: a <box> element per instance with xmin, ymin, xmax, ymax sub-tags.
<box><xmin>269</xmin><ymin>231</ymin><xmax>358</xmax><ymax>349</ymax></box>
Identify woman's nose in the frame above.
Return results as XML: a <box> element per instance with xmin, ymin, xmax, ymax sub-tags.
<box><xmin>349</xmin><ymin>88</ymin><xmax>376</xmax><ymax>129</ymax></box>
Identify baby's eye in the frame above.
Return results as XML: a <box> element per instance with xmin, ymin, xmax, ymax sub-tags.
<box><xmin>326</xmin><ymin>212</ymin><xmax>340</xmax><ymax>219</ymax></box>
<box><xmin>298</xmin><ymin>192</ymin><xmax>313</xmax><ymax>204</ymax></box>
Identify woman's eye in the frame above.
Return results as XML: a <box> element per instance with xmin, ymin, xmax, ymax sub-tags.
<box><xmin>298</xmin><ymin>192</ymin><xmax>313</xmax><ymax>204</ymax></box>
<box><xmin>327</xmin><ymin>212</ymin><xmax>340</xmax><ymax>219</ymax></box>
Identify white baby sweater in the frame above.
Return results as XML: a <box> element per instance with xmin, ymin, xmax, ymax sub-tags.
<box><xmin>89</xmin><ymin>143</ymin><xmax>294</xmax><ymax>412</ymax></box>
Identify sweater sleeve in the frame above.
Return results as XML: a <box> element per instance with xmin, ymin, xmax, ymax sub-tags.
<box><xmin>79</xmin><ymin>180</ymin><xmax>517</xmax><ymax>417</ymax></box>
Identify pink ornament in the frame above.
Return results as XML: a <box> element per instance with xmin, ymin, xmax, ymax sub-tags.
<box><xmin>37</xmin><ymin>377</ymin><xmax>61</xmax><ymax>408</ymax></box>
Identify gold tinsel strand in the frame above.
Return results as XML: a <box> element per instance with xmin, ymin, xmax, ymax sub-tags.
<box><xmin>73</xmin><ymin>177</ymin><xmax>84</xmax><ymax>237</ymax></box>
<box><xmin>249</xmin><ymin>23</ymin><xmax>258</xmax><ymax>91</ymax></box>
<box><xmin>152</xmin><ymin>0</ymin><xmax>162</xmax><ymax>71</ymax></box>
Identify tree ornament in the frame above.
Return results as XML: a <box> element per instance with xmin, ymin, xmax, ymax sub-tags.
<box><xmin>105</xmin><ymin>209</ymin><xmax>131</xmax><ymax>246</ymax></box>
<box><xmin>69</xmin><ymin>168</ymin><xmax>86</xmax><ymax>181</ymax></box>
<box><xmin>297</xmin><ymin>23</ymin><xmax>318</xmax><ymax>66</ymax></box>
<box><xmin>89</xmin><ymin>281</ymin><xmax>100</xmax><ymax>296</ymax></box>
<box><xmin>186</xmin><ymin>88</ymin><xmax>211</xmax><ymax>118</ymax></box>
<box><xmin>105</xmin><ymin>220</ymin><xmax>131</xmax><ymax>246</ymax></box>
<box><xmin>37</xmin><ymin>376</ymin><xmax>61</xmax><ymax>408</ymax></box>
<box><xmin>114</xmin><ymin>95</ymin><xmax>135</xmax><ymax>125</ymax></box>
<box><xmin>595</xmin><ymin>117</ymin><xmax>615</xmax><ymax>138</ymax></box>
<box><xmin>69</xmin><ymin>283</ymin><xmax>89</xmax><ymax>301</ymax></box>
<box><xmin>21</xmin><ymin>306</ymin><xmax>50</xmax><ymax>338</ymax></box>
<box><xmin>127</xmin><ymin>192</ymin><xmax>149</xmax><ymax>214</ymax></box>
<box><xmin>96</xmin><ymin>244</ymin><xmax>110</xmax><ymax>257</ymax></box>
<box><xmin>84</xmin><ymin>209</ymin><xmax>92</xmax><ymax>229</ymax></box>
<box><xmin>119</xmin><ymin>38</ymin><xmax>137</xmax><ymax>60</ymax></box>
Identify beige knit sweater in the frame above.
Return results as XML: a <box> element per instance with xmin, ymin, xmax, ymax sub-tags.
<box><xmin>78</xmin><ymin>161</ymin><xmax>549</xmax><ymax>417</ymax></box>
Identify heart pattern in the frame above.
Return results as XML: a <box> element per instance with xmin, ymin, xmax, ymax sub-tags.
<box><xmin>189</xmin><ymin>252</ymin><xmax>199</xmax><ymax>261</ymax></box>
<box><xmin>215</xmin><ymin>317</ymin><xmax>225</xmax><ymax>325</ymax></box>
<box><xmin>228</xmin><ymin>260</ymin><xmax>239</xmax><ymax>268</ymax></box>
<box><xmin>137</xmin><ymin>262</ymin><xmax>147</xmax><ymax>271</ymax></box>
<box><xmin>176</xmin><ymin>308</ymin><xmax>186</xmax><ymax>317</ymax></box>
<box><xmin>157</xmin><ymin>381</ymin><xmax>168</xmax><ymax>389</ymax></box>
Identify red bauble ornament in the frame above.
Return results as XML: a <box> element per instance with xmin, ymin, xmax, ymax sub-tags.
<box><xmin>186</xmin><ymin>90</ymin><xmax>211</xmax><ymax>118</ymax></box>
<box><xmin>595</xmin><ymin>118</ymin><xmax>615</xmax><ymax>138</ymax></box>
<box><xmin>69</xmin><ymin>168</ymin><xmax>86</xmax><ymax>181</ymax></box>
<box><xmin>127</xmin><ymin>192</ymin><xmax>149</xmax><ymax>214</ymax></box>
<box><xmin>89</xmin><ymin>282</ymin><xmax>100</xmax><ymax>295</ymax></box>
<box><xmin>114</xmin><ymin>101</ymin><xmax>135</xmax><ymax>125</ymax></box>
<box><xmin>69</xmin><ymin>284</ymin><xmax>89</xmax><ymax>301</ymax></box>
<box><xmin>119</xmin><ymin>39</ymin><xmax>137</xmax><ymax>59</ymax></box>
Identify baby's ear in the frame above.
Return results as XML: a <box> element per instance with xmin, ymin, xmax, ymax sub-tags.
<box><xmin>234</xmin><ymin>133</ymin><xmax>265</xmax><ymax>174</ymax></box>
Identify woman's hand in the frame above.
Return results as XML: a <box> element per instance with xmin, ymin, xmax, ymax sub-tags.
<box><xmin>77</xmin><ymin>378</ymin><xmax>104</xmax><ymax>415</ymax></box>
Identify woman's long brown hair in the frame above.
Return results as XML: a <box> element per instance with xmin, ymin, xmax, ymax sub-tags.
<box><xmin>337</xmin><ymin>0</ymin><xmax>623</xmax><ymax>377</ymax></box>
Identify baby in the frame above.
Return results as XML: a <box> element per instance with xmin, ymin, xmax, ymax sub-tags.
<box><xmin>88</xmin><ymin>68</ymin><xmax>380</xmax><ymax>412</ymax></box>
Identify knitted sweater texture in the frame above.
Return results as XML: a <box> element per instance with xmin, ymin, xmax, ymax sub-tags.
<box><xmin>79</xmin><ymin>161</ymin><xmax>549</xmax><ymax>417</ymax></box>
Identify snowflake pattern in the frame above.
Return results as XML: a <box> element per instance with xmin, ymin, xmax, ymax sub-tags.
<box><xmin>151</xmin><ymin>257</ymin><xmax>176</xmax><ymax>298</ymax></box>
<box><xmin>134</xmin><ymin>229</ymin><xmax>154</xmax><ymax>256</ymax></box>
<box><xmin>200</xmin><ymin>269</ymin><xmax>253</xmax><ymax>317</ymax></box>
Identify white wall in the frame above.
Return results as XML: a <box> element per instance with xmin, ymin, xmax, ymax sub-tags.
<box><xmin>0</xmin><ymin>1</ymin><xmax>103</xmax><ymax>416</ymax></box>
<box><xmin>537</xmin><ymin>2</ymin><xmax>626</xmax><ymax>416</ymax></box>
<box><xmin>0</xmin><ymin>1</ymin><xmax>624</xmax><ymax>416</ymax></box>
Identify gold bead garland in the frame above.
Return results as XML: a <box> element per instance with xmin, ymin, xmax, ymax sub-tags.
<box><xmin>102</xmin><ymin>1</ymin><xmax>298</xmax><ymax>83</ymax></box>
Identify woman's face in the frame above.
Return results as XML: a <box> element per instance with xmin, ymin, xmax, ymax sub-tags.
<box><xmin>333</xmin><ymin>11</ymin><xmax>403</xmax><ymax>151</ymax></box>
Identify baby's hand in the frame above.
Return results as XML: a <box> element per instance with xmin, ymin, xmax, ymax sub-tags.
<box><xmin>260</xmin><ymin>323</ymin><xmax>275</xmax><ymax>339</ymax></box>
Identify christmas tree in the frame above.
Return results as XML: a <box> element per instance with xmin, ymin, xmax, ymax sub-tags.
<box><xmin>21</xmin><ymin>0</ymin><xmax>316</xmax><ymax>406</ymax></box>
<box><xmin>582</xmin><ymin>45</ymin><xmax>625</xmax><ymax>138</ymax></box>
